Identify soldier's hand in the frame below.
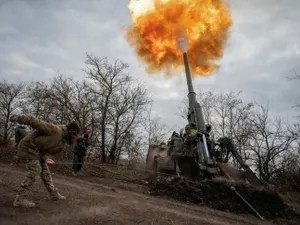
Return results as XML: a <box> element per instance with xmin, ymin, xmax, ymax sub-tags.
<box><xmin>9</xmin><ymin>114</ymin><xmax>18</xmax><ymax>122</ymax></box>
<box><xmin>46</xmin><ymin>158</ymin><xmax>54</xmax><ymax>165</ymax></box>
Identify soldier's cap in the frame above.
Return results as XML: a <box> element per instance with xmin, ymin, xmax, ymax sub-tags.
<box><xmin>66</xmin><ymin>121</ymin><xmax>80</xmax><ymax>134</ymax></box>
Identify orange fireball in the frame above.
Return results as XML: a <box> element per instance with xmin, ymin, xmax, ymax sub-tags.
<box><xmin>126</xmin><ymin>0</ymin><xmax>232</xmax><ymax>79</ymax></box>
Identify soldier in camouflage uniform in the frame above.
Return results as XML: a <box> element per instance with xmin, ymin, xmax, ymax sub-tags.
<box><xmin>15</xmin><ymin>126</ymin><xmax>28</xmax><ymax>147</ymax></box>
<box><xmin>9</xmin><ymin>115</ymin><xmax>80</xmax><ymax>208</ymax></box>
<box><xmin>167</xmin><ymin>131</ymin><xmax>179</xmax><ymax>155</ymax></box>
<box><xmin>13</xmin><ymin>126</ymin><xmax>28</xmax><ymax>163</ymax></box>
<box><xmin>72</xmin><ymin>133</ymin><xmax>90</xmax><ymax>176</ymax></box>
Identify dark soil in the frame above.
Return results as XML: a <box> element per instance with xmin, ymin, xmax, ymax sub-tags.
<box><xmin>149</xmin><ymin>177</ymin><xmax>300</xmax><ymax>221</ymax></box>
<box><xmin>1</xmin><ymin>163</ymin><xmax>273</xmax><ymax>225</ymax></box>
<box><xmin>2</xmin><ymin>154</ymin><xmax>300</xmax><ymax>224</ymax></box>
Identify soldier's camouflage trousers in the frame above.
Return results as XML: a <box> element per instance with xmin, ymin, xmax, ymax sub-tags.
<box><xmin>16</xmin><ymin>159</ymin><xmax>55</xmax><ymax>198</ymax></box>
<box><xmin>72</xmin><ymin>154</ymin><xmax>85</xmax><ymax>173</ymax></box>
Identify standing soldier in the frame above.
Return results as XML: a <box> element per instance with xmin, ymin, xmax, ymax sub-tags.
<box><xmin>72</xmin><ymin>133</ymin><xmax>90</xmax><ymax>176</ymax></box>
<box><xmin>9</xmin><ymin>114</ymin><xmax>80</xmax><ymax>208</ymax></box>
<box><xmin>15</xmin><ymin>126</ymin><xmax>28</xmax><ymax>147</ymax></box>
<box><xmin>13</xmin><ymin>126</ymin><xmax>28</xmax><ymax>164</ymax></box>
<box><xmin>167</xmin><ymin>131</ymin><xmax>179</xmax><ymax>155</ymax></box>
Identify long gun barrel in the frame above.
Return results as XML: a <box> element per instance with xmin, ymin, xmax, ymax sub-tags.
<box><xmin>182</xmin><ymin>52</ymin><xmax>206</xmax><ymax>132</ymax></box>
<box><xmin>182</xmin><ymin>52</ymin><xmax>210</xmax><ymax>163</ymax></box>
<box><xmin>177</xmin><ymin>36</ymin><xmax>217</xmax><ymax>175</ymax></box>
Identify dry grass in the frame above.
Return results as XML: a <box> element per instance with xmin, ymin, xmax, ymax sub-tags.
<box><xmin>280</xmin><ymin>192</ymin><xmax>300</xmax><ymax>213</ymax></box>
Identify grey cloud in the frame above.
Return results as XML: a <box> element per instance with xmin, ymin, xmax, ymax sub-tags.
<box><xmin>0</xmin><ymin>0</ymin><xmax>131</xmax><ymax>82</ymax></box>
<box><xmin>0</xmin><ymin>0</ymin><xmax>299</xmax><ymax>131</ymax></box>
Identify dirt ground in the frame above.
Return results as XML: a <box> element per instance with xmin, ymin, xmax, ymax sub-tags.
<box><xmin>0</xmin><ymin>162</ymin><xmax>299</xmax><ymax>225</ymax></box>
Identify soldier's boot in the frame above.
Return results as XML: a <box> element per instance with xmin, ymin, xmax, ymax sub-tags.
<box><xmin>50</xmin><ymin>189</ymin><xmax>66</xmax><ymax>201</ymax></box>
<box><xmin>13</xmin><ymin>194</ymin><xmax>35</xmax><ymax>208</ymax></box>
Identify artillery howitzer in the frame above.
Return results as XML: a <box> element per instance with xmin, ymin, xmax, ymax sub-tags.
<box><xmin>143</xmin><ymin>36</ymin><xmax>290</xmax><ymax>220</ymax></box>
<box><xmin>146</xmin><ymin>36</ymin><xmax>263</xmax><ymax>190</ymax></box>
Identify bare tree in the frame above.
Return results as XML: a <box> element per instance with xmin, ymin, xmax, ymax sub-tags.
<box><xmin>249</xmin><ymin>101</ymin><xmax>298</xmax><ymax>182</ymax></box>
<box><xmin>287</xmin><ymin>70</ymin><xmax>300</xmax><ymax>109</ymax></box>
<box><xmin>21</xmin><ymin>81</ymin><xmax>53</xmax><ymax>121</ymax></box>
<box><xmin>288</xmin><ymin>69</ymin><xmax>300</xmax><ymax>80</ymax></box>
<box><xmin>271</xmin><ymin>149</ymin><xmax>300</xmax><ymax>191</ymax></box>
<box><xmin>144</xmin><ymin>103</ymin><xmax>168</xmax><ymax>147</ymax></box>
<box><xmin>207</xmin><ymin>91</ymin><xmax>255</xmax><ymax>164</ymax></box>
<box><xmin>48</xmin><ymin>75</ymin><xmax>80</xmax><ymax>124</ymax></box>
<box><xmin>197</xmin><ymin>90</ymin><xmax>217</xmax><ymax>125</ymax></box>
<box><xmin>48</xmin><ymin>74</ymin><xmax>101</xmax><ymax>155</ymax></box>
<box><xmin>118</xmin><ymin>131</ymin><xmax>145</xmax><ymax>166</ymax></box>
<box><xmin>179</xmin><ymin>90</ymin><xmax>255</xmax><ymax>163</ymax></box>
<box><xmin>49</xmin><ymin>74</ymin><xmax>97</xmax><ymax>128</ymax></box>
<box><xmin>0</xmin><ymin>80</ymin><xmax>24</xmax><ymax>144</ymax></box>
<box><xmin>177</xmin><ymin>89</ymin><xmax>299</xmax><ymax>177</ymax></box>
<box><xmin>84</xmin><ymin>53</ymin><xmax>131</xmax><ymax>163</ymax></box>
<box><xmin>108</xmin><ymin>81</ymin><xmax>150</xmax><ymax>164</ymax></box>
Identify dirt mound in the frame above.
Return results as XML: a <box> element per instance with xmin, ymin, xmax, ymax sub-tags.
<box><xmin>149</xmin><ymin>177</ymin><xmax>299</xmax><ymax>220</ymax></box>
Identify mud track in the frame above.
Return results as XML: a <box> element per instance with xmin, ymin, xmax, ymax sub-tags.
<box><xmin>0</xmin><ymin>163</ymin><xmax>299</xmax><ymax>225</ymax></box>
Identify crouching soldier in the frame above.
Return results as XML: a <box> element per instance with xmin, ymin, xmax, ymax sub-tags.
<box><xmin>9</xmin><ymin>114</ymin><xmax>80</xmax><ymax>208</ymax></box>
<box><xmin>72</xmin><ymin>133</ymin><xmax>90</xmax><ymax>176</ymax></box>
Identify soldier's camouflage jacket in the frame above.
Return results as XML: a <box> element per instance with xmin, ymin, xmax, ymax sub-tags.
<box><xmin>15</xmin><ymin>115</ymin><xmax>69</xmax><ymax>160</ymax></box>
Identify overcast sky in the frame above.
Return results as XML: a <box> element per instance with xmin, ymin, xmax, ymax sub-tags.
<box><xmin>0</xmin><ymin>0</ymin><xmax>299</xmax><ymax>130</ymax></box>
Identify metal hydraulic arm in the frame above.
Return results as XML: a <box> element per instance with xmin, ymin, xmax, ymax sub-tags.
<box><xmin>218</xmin><ymin>137</ymin><xmax>264</xmax><ymax>190</ymax></box>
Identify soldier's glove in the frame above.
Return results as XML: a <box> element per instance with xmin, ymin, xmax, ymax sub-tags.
<box><xmin>9</xmin><ymin>114</ymin><xmax>18</xmax><ymax>122</ymax></box>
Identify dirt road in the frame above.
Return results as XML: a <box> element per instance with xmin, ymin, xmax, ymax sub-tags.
<box><xmin>0</xmin><ymin>163</ymin><xmax>291</xmax><ymax>225</ymax></box>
